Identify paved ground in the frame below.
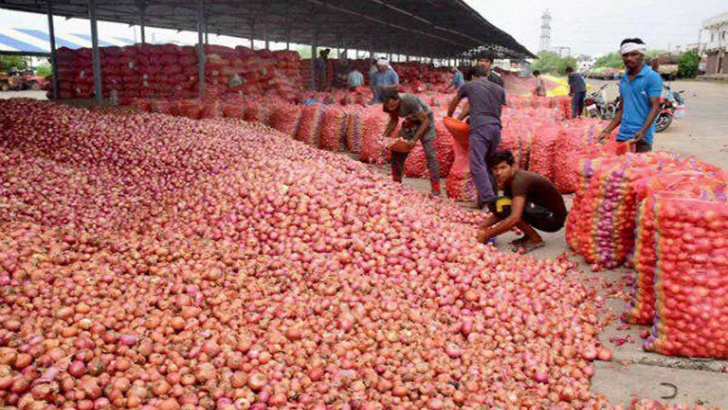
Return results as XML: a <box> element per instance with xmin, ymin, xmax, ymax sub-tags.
<box><xmin>3</xmin><ymin>82</ymin><xmax>727</xmax><ymax>407</ymax></box>
<box><xmin>590</xmin><ymin>79</ymin><xmax>728</xmax><ymax>169</ymax></box>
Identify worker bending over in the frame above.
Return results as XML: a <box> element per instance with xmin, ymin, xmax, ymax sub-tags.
<box><xmin>380</xmin><ymin>86</ymin><xmax>441</xmax><ymax>196</ymax></box>
<box><xmin>477</xmin><ymin>150</ymin><xmax>567</xmax><ymax>253</ymax></box>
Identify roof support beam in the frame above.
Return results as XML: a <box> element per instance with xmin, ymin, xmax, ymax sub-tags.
<box><xmin>46</xmin><ymin>0</ymin><xmax>59</xmax><ymax>100</ymax></box>
<box><xmin>88</xmin><ymin>0</ymin><xmax>103</xmax><ymax>105</ymax></box>
<box><xmin>196</xmin><ymin>0</ymin><xmax>205</xmax><ymax>98</ymax></box>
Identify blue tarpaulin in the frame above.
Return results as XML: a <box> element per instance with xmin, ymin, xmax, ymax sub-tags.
<box><xmin>0</xmin><ymin>32</ymin><xmax>46</xmax><ymax>53</ymax></box>
<box><xmin>16</xmin><ymin>28</ymin><xmax>86</xmax><ymax>49</ymax></box>
<box><xmin>0</xmin><ymin>28</ymin><xmax>135</xmax><ymax>54</ymax></box>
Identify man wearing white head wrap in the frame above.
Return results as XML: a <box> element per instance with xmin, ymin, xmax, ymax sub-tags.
<box><xmin>369</xmin><ymin>57</ymin><xmax>399</xmax><ymax>103</ymax></box>
<box><xmin>599</xmin><ymin>38</ymin><xmax>663</xmax><ymax>152</ymax></box>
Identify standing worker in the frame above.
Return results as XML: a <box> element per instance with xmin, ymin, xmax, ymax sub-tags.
<box><xmin>447</xmin><ymin>65</ymin><xmax>507</xmax><ymax>209</ymax></box>
<box><xmin>370</xmin><ymin>59</ymin><xmax>399</xmax><ymax>103</ymax></box>
<box><xmin>533</xmin><ymin>70</ymin><xmax>547</xmax><ymax>97</ymax></box>
<box><xmin>476</xmin><ymin>57</ymin><xmax>505</xmax><ymax>88</ymax></box>
<box><xmin>598</xmin><ymin>38</ymin><xmax>663</xmax><ymax>152</ymax></box>
<box><xmin>314</xmin><ymin>49</ymin><xmax>331</xmax><ymax>91</ymax></box>
<box><xmin>380</xmin><ymin>86</ymin><xmax>441</xmax><ymax>196</ymax></box>
<box><xmin>347</xmin><ymin>67</ymin><xmax>364</xmax><ymax>92</ymax></box>
<box><xmin>444</xmin><ymin>66</ymin><xmax>465</xmax><ymax>92</ymax></box>
<box><xmin>566</xmin><ymin>67</ymin><xmax>587</xmax><ymax>118</ymax></box>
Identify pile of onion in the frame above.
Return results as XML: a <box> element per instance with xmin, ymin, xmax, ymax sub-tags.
<box><xmin>1</xmin><ymin>99</ymin><xmax>620</xmax><ymax>408</ymax></box>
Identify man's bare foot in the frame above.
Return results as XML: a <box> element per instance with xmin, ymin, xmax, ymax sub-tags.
<box><xmin>510</xmin><ymin>236</ymin><xmax>528</xmax><ymax>246</ymax></box>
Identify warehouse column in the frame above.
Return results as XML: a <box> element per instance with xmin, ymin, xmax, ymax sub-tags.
<box><xmin>264</xmin><ymin>24</ymin><xmax>269</xmax><ymax>50</ymax></box>
<box><xmin>136</xmin><ymin>0</ymin><xmax>146</xmax><ymax>44</ymax></box>
<box><xmin>88</xmin><ymin>0</ymin><xmax>103</xmax><ymax>105</ymax></box>
<box><xmin>46</xmin><ymin>0</ymin><xmax>59</xmax><ymax>100</ymax></box>
<box><xmin>250</xmin><ymin>20</ymin><xmax>255</xmax><ymax>49</ymax></box>
<box><xmin>196</xmin><ymin>0</ymin><xmax>206</xmax><ymax>98</ymax></box>
<box><xmin>368</xmin><ymin>34</ymin><xmax>374</xmax><ymax>60</ymax></box>
<box><xmin>310</xmin><ymin>31</ymin><xmax>317</xmax><ymax>91</ymax></box>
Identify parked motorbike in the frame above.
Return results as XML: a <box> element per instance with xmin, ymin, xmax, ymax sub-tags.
<box><xmin>655</xmin><ymin>84</ymin><xmax>686</xmax><ymax>133</ymax></box>
<box><xmin>585</xmin><ymin>84</ymin><xmax>618</xmax><ymax>120</ymax></box>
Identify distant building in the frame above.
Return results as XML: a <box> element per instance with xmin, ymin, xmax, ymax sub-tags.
<box><xmin>577</xmin><ymin>56</ymin><xmax>596</xmax><ymax>72</ymax></box>
<box><xmin>703</xmin><ymin>12</ymin><xmax>728</xmax><ymax>75</ymax></box>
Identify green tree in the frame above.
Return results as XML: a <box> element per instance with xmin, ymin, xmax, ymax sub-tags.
<box><xmin>531</xmin><ymin>51</ymin><xmax>577</xmax><ymax>75</ymax></box>
<box><xmin>593</xmin><ymin>52</ymin><xmax>623</xmax><ymax>69</ymax></box>
<box><xmin>677</xmin><ymin>50</ymin><xmax>700</xmax><ymax>79</ymax></box>
<box><xmin>35</xmin><ymin>64</ymin><xmax>52</xmax><ymax>77</ymax></box>
<box><xmin>0</xmin><ymin>55</ymin><xmax>28</xmax><ymax>72</ymax></box>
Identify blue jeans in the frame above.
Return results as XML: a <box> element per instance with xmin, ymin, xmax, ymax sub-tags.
<box><xmin>469</xmin><ymin>124</ymin><xmax>501</xmax><ymax>205</ymax></box>
<box><xmin>572</xmin><ymin>91</ymin><xmax>586</xmax><ymax>118</ymax></box>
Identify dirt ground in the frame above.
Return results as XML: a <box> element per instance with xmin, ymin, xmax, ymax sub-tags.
<box><xmin>3</xmin><ymin>83</ymin><xmax>727</xmax><ymax>407</ymax></box>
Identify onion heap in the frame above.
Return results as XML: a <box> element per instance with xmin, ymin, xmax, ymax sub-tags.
<box><xmin>0</xmin><ymin>99</ymin><xmax>618</xmax><ymax>408</ymax></box>
<box><xmin>134</xmin><ymin>91</ymin><xmax>617</xmax><ymax>200</ymax></box>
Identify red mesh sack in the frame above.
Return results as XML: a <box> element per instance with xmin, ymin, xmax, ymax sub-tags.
<box><xmin>296</xmin><ymin>105</ymin><xmax>325</xmax><ymax>147</ymax></box>
<box><xmin>221</xmin><ymin>103</ymin><xmax>245</xmax><ymax>119</ymax></box>
<box><xmin>268</xmin><ymin>103</ymin><xmax>302</xmax><ymax>137</ymax></box>
<box><xmin>444</xmin><ymin>118</ymin><xmax>477</xmax><ymax>202</ymax></box>
<box><xmin>243</xmin><ymin>101</ymin><xmax>270</xmax><ymax>125</ymax></box>
<box><xmin>359</xmin><ymin>108</ymin><xmax>389</xmax><ymax>164</ymax></box>
<box><xmin>198</xmin><ymin>100</ymin><xmax>220</xmax><ymax>119</ymax></box>
<box><xmin>345</xmin><ymin>108</ymin><xmax>363</xmax><ymax>153</ymax></box>
<box><xmin>644</xmin><ymin>192</ymin><xmax>728</xmax><ymax>359</ymax></box>
<box><xmin>178</xmin><ymin>100</ymin><xmax>203</xmax><ymax>120</ymax></box>
<box><xmin>498</xmin><ymin>127</ymin><xmax>531</xmax><ymax>170</ymax></box>
<box><xmin>319</xmin><ymin>106</ymin><xmax>348</xmax><ymax>152</ymax></box>
<box><xmin>528</xmin><ymin>124</ymin><xmax>560</xmax><ymax>181</ymax></box>
<box><xmin>152</xmin><ymin>100</ymin><xmax>179</xmax><ymax>116</ymax></box>
<box><xmin>623</xmin><ymin>173</ymin><xmax>725</xmax><ymax>326</ymax></box>
<box><xmin>403</xmin><ymin>122</ymin><xmax>454</xmax><ymax>179</ymax></box>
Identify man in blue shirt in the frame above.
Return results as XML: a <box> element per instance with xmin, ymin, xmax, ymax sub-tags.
<box><xmin>444</xmin><ymin>67</ymin><xmax>465</xmax><ymax>92</ymax></box>
<box><xmin>370</xmin><ymin>59</ymin><xmax>400</xmax><ymax>103</ymax></box>
<box><xmin>599</xmin><ymin>38</ymin><xmax>663</xmax><ymax>152</ymax></box>
<box><xmin>566</xmin><ymin>67</ymin><xmax>587</xmax><ymax>118</ymax></box>
<box><xmin>347</xmin><ymin>67</ymin><xmax>364</xmax><ymax>91</ymax></box>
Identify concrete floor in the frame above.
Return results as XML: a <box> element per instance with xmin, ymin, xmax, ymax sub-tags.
<box><xmin>3</xmin><ymin>83</ymin><xmax>727</xmax><ymax>407</ymax></box>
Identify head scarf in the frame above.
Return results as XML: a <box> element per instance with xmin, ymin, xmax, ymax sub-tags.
<box><xmin>620</xmin><ymin>42</ymin><xmax>647</xmax><ymax>55</ymax></box>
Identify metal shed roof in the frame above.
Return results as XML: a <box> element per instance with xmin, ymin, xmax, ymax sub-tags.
<box><xmin>0</xmin><ymin>0</ymin><xmax>535</xmax><ymax>59</ymax></box>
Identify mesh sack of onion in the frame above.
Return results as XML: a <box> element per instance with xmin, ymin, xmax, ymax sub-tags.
<box><xmin>296</xmin><ymin>105</ymin><xmax>325</xmax><ymax>148</ymax></box>
<box><xmin>644</xmin><ymin>190</ymin><xmax>728</xmax><ymax>359</ymax></box>
<box><xmin>319</xmin><ymin>106</ymin><xmax>348</xmax><ymax>152</ymax></box>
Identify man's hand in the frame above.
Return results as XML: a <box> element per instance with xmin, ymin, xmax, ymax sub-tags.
<box><xmin>633</xmin><ymin>130</ymin><xmax>645</xmax><ymax>142</ymax></box>
<box><xmin>597</xmin><ymin>130</ymin><xmax>611</xmax><ymax>143</ymax></box>
<box><xmin>407</xmin><ymin>139</ymin><xmax>417</xmax><ymax>148</ymax></box>
<box><xmin>477</xmin><ymin>230</ymin><xmax>490</xmax><ymax>244</ymax></box>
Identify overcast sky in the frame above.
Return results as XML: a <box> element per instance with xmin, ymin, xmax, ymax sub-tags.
<box><xmin>465</xmin><ymin>0</ymin><xmax>726</xmax><ymax>56</ymax></box>
<box><xmin>0</xmin><ymin>1</ymin><xmax>726</xmax><ymax>57</ymax></box>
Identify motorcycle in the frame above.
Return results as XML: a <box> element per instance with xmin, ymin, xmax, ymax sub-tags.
<box><xmin>585</xmin><ymin>84</ymin><xmax>618</xmax><ymax>120</ymax></box>
<box><xmin>655</xmin><ymin>84</ymin><xmax>686</xmax><ymax>133</ymax></box>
